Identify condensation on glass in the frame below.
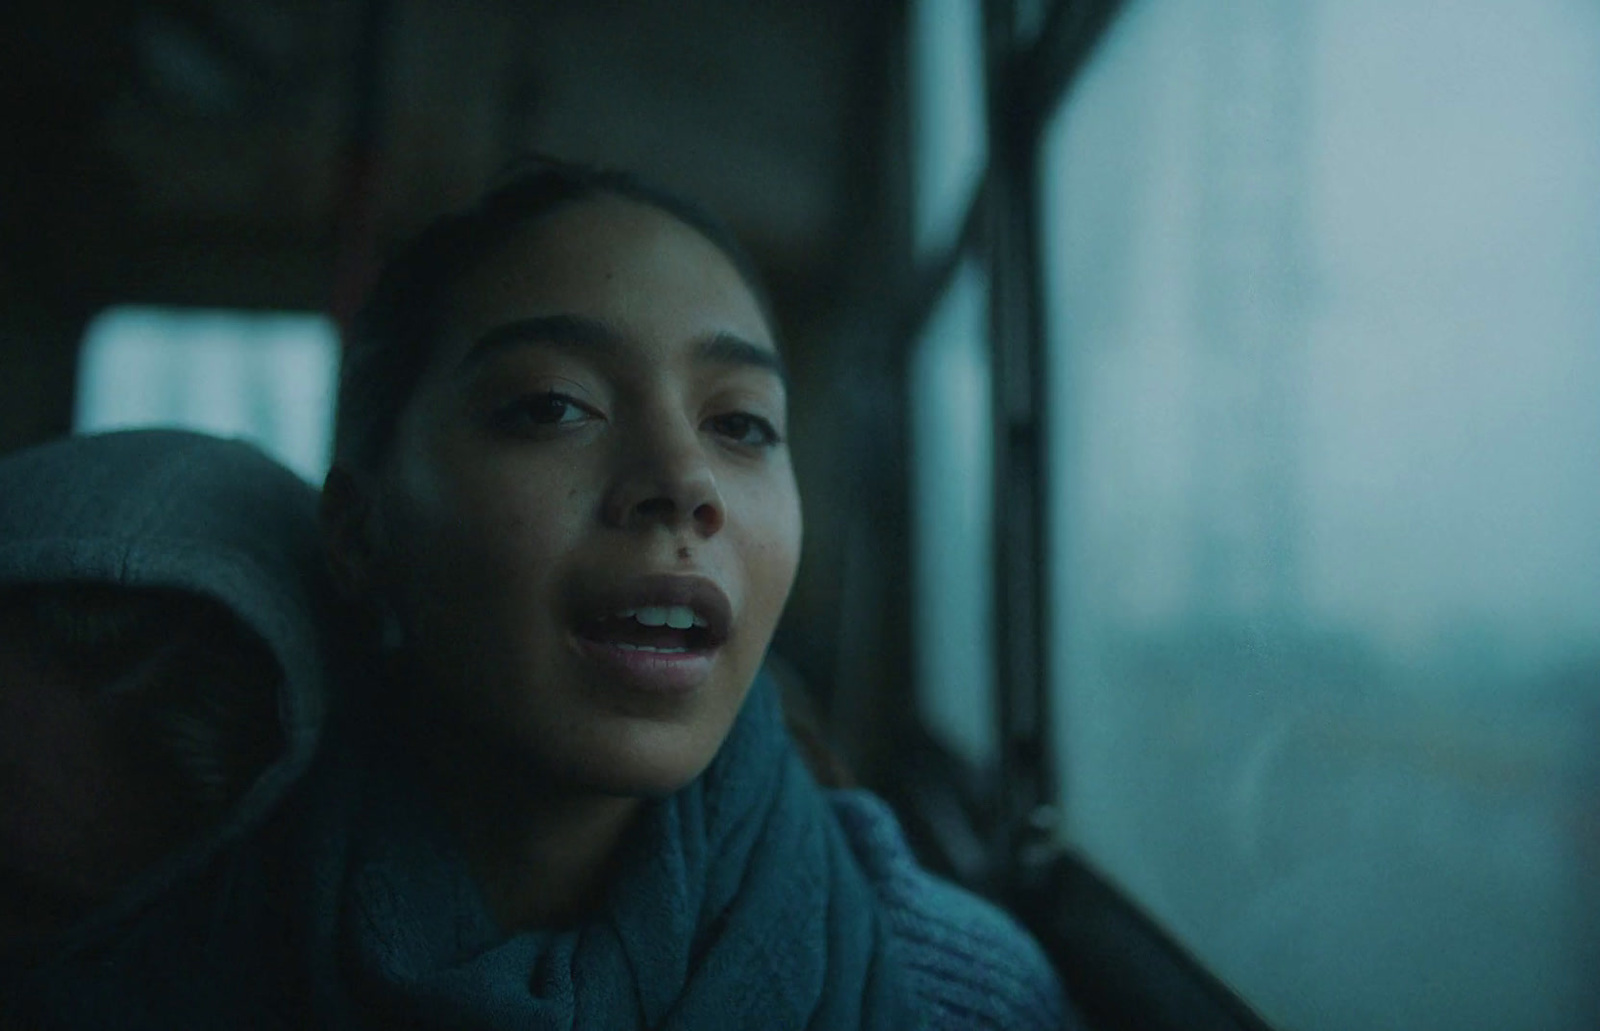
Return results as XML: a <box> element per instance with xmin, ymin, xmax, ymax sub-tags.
<box><xmin>76</xmin><ymin>306</ymin><xmax>340</xmax><ymax>482</ymax></box>
<box><xmin>1041</xmin><ymin>1</ymin><xmax>1600</xmax><ymax>1028</ymax></box>
<box><xmin>910</xmin><ymin>259</ymin><xmax>997</xmax><ymax>769</ymax></box>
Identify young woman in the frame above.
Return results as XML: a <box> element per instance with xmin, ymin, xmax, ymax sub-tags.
<box><xmin>5</xmin><ymin>161</ymin><xmax>1075</xmax><ymax>1029</ymax></box>
<box><xmin>307</xmin><ymin>158</ymin><xmax>1074</xmax><ymax>1029</ymax></box>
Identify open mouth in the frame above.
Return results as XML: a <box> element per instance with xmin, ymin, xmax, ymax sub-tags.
<box><xmin>564</xmin><ymin>573</ymin><xmax>734</xmax><ymax>690</ymax></box>
<box><xmin>574</xmin><ymin>605</ymin><xmax>718</xmax><ymax>654</ymax></box>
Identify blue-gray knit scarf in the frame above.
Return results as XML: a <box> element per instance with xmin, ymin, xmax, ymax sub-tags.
<box><xmin>291</xmin><ymin>672</ymin><xmax>919</xmax><ymax>1030</ymax></box>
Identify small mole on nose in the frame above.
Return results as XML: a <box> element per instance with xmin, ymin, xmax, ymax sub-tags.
<box><xmin>677</xmin><ymin>546</ymin><xmax>691</xmax><ymax>561</ymax></box>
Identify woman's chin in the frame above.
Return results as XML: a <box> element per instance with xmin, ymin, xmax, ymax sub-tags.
<box><xmin>560</xmin><ymin>736</ymin><xmax>720</xmax><ymax>799</ymax></box>
<box><xmin>502</xmin><ymin>672</ymin><xmax>748</xmax><ymax>799</ymax></box>
<box><xmin>485</xmin><ymin>713</ymin><xmax>721</xmax><ymax>800</ymax></box>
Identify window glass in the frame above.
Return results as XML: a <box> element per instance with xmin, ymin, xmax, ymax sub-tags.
<box><xmin>76</xmin><ymin>306</ymin><xmax>340</xmax><ymax>482</ymax></box>
<box><xmin>1041</xmin><ymin>1</ymin><xmax>1600</xmax><ymax>1029</ymax></box>
<box><xmin>910</xmin><ymin>258</ymin><xmax>996</xmax><ymax>767</ymax></box>
<box><xmin>910</xmin><ymin>0</ymin><xmax>988</xmax><ymax>254</ymax></box>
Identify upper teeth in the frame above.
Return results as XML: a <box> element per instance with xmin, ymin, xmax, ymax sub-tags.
<box><xmin>617</xmin><ymin>605</ymin><xmax>705</xmax><ymax>630</ymax></box>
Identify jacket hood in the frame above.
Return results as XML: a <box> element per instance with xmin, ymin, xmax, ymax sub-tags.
<box><xmin>0</xmin><ymin>428</ymin><xmax>331</xmax><ymax>944</ymax></box>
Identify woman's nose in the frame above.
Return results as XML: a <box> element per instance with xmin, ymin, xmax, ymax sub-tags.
<box><xmin>601</xmin><ymin>421</ymin><xmax>725</xmax><ymax>536</ymax></box>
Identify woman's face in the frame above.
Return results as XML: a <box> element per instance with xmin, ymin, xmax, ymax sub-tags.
<box><xmin>355</xmin><ymin>196</ymin><xmax>801</xmax><ymax>796</ymax></box>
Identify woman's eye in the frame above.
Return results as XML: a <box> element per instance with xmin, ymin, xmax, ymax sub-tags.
<box><xmin>491</xmin><ymin>392</ymin><xmax>596</xmax><ymax>432</ymax></box>
<box><xmin>707</xmin><ymin>412</ymin><xmax>783</xmax><ymax>449</ymax></box>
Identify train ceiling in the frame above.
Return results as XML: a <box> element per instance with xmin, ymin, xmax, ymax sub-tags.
<box><xmin>4</xmin><ymin>0</ymin><xmax>892</xmax><ymax>324</ymax></box>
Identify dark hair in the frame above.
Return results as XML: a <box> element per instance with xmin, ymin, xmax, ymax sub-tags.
<box><xmin>334</xmin><ymin>155</ymin><xmax>779</xmax><ymax>472</ymax></box>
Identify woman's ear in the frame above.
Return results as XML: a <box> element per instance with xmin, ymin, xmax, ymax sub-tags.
<box><xmin>320</xmin><ymin>464</ymin><xmax>381</xmax><ymax>601</ymax></box>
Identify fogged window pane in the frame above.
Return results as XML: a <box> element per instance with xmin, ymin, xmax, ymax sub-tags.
<box><xmin>1042</xmin><ymin>1</ymin><xmax>1600</xmax><ymax>1029</ymax></box>
<box><xmin>76</xmin><ymin>306</ymin><xmax>339</xmax><ymax>482</ymax></box>
<box><xmin>910</xmin><ymin>259</ymin><xmax>995</xmax><ymax>766</ymax></box>
<box><xmin>910</xmin><ymin>0</ymin><xmax>987</xmax><ymax>254</ymax></box>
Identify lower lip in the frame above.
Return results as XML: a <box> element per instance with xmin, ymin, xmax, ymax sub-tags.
<box><xmin>572</xmin><ymin>637</ymin><xmax>717</xmax><ymax>694</ymax></box>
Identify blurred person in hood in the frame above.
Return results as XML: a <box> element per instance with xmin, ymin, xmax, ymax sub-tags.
<box><xmin>0</xmin><ymin>429</ymin><xmax>331</xmax><ymax>1018</ymax></box>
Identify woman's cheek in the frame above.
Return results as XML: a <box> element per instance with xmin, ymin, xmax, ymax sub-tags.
<box><xmin>743</xmin><ymin>510</ymin><xmax>803</xmax><ymax>614</ymax></box>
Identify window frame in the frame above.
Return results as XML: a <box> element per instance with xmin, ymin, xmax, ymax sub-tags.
<box><xmin>889</xmin><ymin>1</ymin><xmax>1281</xmax><ymax>1027</ymax></box>
<box><xmin>893</xmin><ymin>0</ymin><xmax>1134</xmax><ymax>898</ymax></box>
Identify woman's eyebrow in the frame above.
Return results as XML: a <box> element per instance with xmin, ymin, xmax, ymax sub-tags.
<box><xmin>699</xmin><ymin>332</ymin><xmax>789</xmax><ymax>391</ymax></box>
<box><xmin>458</xmin><ymin>314</ymin><xmax>787</xmax><ymax>389</ymax></box>
<box><xmin>458</xmin><ymin>314</ymin><xmax>622</xmax><ymax>370</ymax></box>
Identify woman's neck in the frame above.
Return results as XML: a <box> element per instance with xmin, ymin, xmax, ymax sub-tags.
<box><xmin>459</xmin><ymin>785</ymin><xmax>640</xmax><ymax>932</ymax></box>
<box><xmin>394</xmin><ymin>710</ymin><xmax>642</xmax><ymax>932</ymax></box>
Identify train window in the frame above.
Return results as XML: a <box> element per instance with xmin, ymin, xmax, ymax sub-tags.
<box><xmin>75</xmin><ymin>306</ymin><xmax>339</xmax><ymax>482</ymax></box>
<box><xmin>909</xmin><ymin>257</ymin><xmax>996</xmax><ymax>768</ymax></box>
<box><xmin>1040</xmin><ymin>1</ymin><xmax>1600</xmax><ymax>1029</ymax></box>
<box><xmin>909</xmin><ymin>0</ymin><xmax>987</xmax><ymax>254</ymax></box>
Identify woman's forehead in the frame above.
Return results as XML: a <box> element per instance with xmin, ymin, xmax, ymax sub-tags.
<box><xmin>445</xmin><ymin>196</ymin><xmax>774</xmax><ymax>355</ymax></box>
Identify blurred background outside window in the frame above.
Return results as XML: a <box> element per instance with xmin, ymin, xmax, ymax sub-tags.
<box><xmin>75</xmin><ymin>306</ymin><xmax>339</xmax><ymax>482</ymax></box>
<box><xmin>910</xmin><ymin>0</ymin><xmax>987</xmax><ymax>254</ymax></box>
<box><xmin>1041</xmin><ymin>1</ymin><xmax>1600</xmax><ymax>1028</ymax></box>
<box><xmin>909</xmin><ymin>258</ymin><xmax>996</xmax><ymax>770</ymax></box>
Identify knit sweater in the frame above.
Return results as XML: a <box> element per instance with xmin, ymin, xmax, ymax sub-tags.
<box><xmin>831</xmin><ymin>790</ymin><xmax>1075</xmax><ymax>1029</ymax></box>
<box><xmin>239</xmin><ymin>685</ymin><xmax>1076</xmax><ymax>1030</ymax></box>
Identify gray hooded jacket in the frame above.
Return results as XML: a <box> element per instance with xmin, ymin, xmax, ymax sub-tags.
<box><xmin>0</xmin><ymin>429</ymin><xmax>329</xmax><ymax>965</ymax></box>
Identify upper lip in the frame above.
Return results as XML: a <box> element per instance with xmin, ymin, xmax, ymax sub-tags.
<box><xmin>567</xmin><ymin>573</ymin><xmax>733</xmax><ymax>647</ymax></box>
